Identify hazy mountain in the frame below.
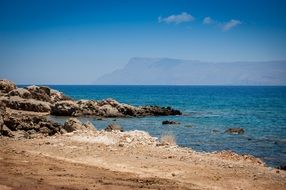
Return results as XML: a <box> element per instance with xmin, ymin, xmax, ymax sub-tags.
<box><xmin>95</xmin><ymin>58</ymin><xmax>286</xmax><ymax>85</ymax></box>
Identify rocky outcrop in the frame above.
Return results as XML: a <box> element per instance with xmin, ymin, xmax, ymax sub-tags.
<box><xmin>0</xmin><ymin>79</ymin><xmax>16</xmax><ymax>93</ymax></box>
<box><xmin>8</xmin><ymin>88</ymin><xmax>32</xmax><ymax>99</ymax></box>
<box><xmin>1</xmin><ymin>113</ymin><xmax>64</xmax><ymax>138</ymax></box>
<box><xmin>51</xmin><ymin>100</ymin><xmax>80</xmax><ymax>116</ymax></box>
<box><xmin>162</xmin><ymin>120</ymin><xmax>180</xmax><ymax>125</ymax></box>
<box><xmin>225</xmin><ymin>128</ymin><xmax>245</xmax><ymax>135</ymax></box>
<box><xmin>0</xmin><ymin>79</ymin><xmax>182</xmax><ymax>118</ymax></box>
<box><xmin>105</xmin><ymin>124</ymin><xmax>123</xmax><ymax>132</ymax></box>
<box><xmin>26</xmin><ymin>85</ymin><xmax>71</xmax><ymax>103</ymax></box>
<box><xmin>52</xmin><ymin>99</ymin><xmax>182</xmax><ymax>117</ymax></box>
<box><xmin>0</xmin><ymin>96</ymin><xmax>51</xmax><ymax>112</ymax></box>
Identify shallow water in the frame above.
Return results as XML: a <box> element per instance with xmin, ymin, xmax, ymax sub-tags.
<box><xmin>46</xmin><ymin>85</ymin><xmax>286</xmax><ymax>167</ymax></box>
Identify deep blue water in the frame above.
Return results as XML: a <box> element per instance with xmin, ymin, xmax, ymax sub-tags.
<box><xmin>47</xmin><ymin>85</ymin><xmax>286</xmax><ymax>167</ymax></box>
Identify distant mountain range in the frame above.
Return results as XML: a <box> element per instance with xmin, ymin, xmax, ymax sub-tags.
<box><xmin>95</xmin><ymin>58</ymin><xmax>286</xmax><ymax>85</ymax></box>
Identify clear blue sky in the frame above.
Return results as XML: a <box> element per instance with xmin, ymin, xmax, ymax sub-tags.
<box><xmin>0</xmin><ymin>0</ymin><xmax>286</xmax><ymax>84</ymax></box>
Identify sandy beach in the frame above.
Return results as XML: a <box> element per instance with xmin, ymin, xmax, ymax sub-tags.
<box><xmin>1</xmin><ymin>80</ymin><xmax>286</xmax><ymax>190</ymax></box>
<box><xmin>1</xmin><ymin>128</ymin><xmax>286</xmax><ymax>190</ymax></box>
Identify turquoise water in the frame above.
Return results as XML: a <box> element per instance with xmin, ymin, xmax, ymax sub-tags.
<box><xmin>48</xmin><ymin>85</ymin><xmax>286</xmax><ymax>167</ymax></box>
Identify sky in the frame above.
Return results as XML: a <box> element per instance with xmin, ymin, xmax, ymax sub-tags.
<box><xmin>0</xmin><ymin>0</ymin><xmax>286</xmax><ymax>84</ymax></box>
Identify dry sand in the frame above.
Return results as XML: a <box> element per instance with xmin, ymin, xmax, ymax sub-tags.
<box><xmin>0</xmin><ymin>130</ymin><xmax>285</xmax><ymax>190</ymax></box>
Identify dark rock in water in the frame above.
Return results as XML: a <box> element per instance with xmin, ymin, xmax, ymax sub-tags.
<box><xmin>0</xmin><ymin>96</ymin><xmax>51</xmax><ymax>112</ymax></box>
<box><xmin>162</xmin><ymin>120</ymin><xmax>180</xmax><ymax>125</ymax></box>
<box><xmin>225</xmin><ymin>128</ymin><xmax>245</xmax><ymax>135</ymax></box>
<box><xmin>0</xmin><ymin>79</ymin><xmax>16</xmax><ymax>93</ymax></box>
<box><xmin>141</xmin><ymin>106</ymin><xmax>181</xmax><ymax>116</ymax></box>
<box><xmin>212</xmin><ymin>129</ymin><xmax>219</xmax><ymax>133</ymax></box>
<box><xmin>105</xmin><ymin>124</ymin><xmax>123</xmax><ymax>132</ymax></box>
<box><xmin>276</xmin><ymin>165</ymin><xmax>286</xmax><ymax>170</ymax></box>
<box><xmin>51</xmin><ymin>101</ymin><xmax>80</xmax><ymax>116</ymax></box>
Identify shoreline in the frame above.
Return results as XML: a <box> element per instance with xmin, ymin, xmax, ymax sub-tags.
<box><xmin>1</xmin><ymin>79</ymin><xmax>286</xmax><ymax>189</ymax></box>
<box><xmin>1</xmin><ymin>128</ymin><xmax>286</xmax><ymax>190</ymax></box>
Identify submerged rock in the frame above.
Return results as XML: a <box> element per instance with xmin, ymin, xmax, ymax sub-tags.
<box><xmin>225</xmin><ymin>128</ymin><xmax>245</xmax><ymax>135</ymax></box>
<box><xmin>162</xmin><ymin>120</ymin><xmax>181</xmax><ymax>125</ymax></box>
<box><xmin>105</xmin><ymin>124</ymin><xmax>123</xmax><ymax>132</ymax></box>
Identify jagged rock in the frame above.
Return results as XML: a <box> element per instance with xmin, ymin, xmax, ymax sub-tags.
<box><xmin>0</xmin><ymin>79</ymin><xmax>182</xmax><ymax>118</ymax></box>
<box><xmin>26</xmin><ymin>85</ymin><xmax>53</xmax><ymax>102</ymax></box>
<box><xmin>0</xmin><ymin>125</ymin><xmax>14</xmax><ymax>137</ymax></box>
<box><xmin>105</xmin><ymin>124</ymin><xmax>123</xmax><ymax>132</ymax></box>
<box><xmin>0</xmin><ymin>79</ymin><xmax>16</xmax><ymax>93</ymax></box>
<box><xmin>8</xmin><ymin>88</ymin><xmax>32</xmax><ymax>99</ymax></box>
<box><xmin>51</xmin><ymin>101</ymin><xmax>80</xmax><ymax>116</ymax></box>
<box><xmin>137</xmin><ymin>106</ymin><xmax>181</xmax><ymax>116</ymax></box>
<box><xmin>76</xmin><ymin>99</ymin><xmax>181</xmax><ymax>117</ymax></box>
<box><xmin>0</xmin><ymin>96</ymin><xmax>51</xmax><ymax>112</ymax></box>
<box><xmin>162</xmin><ymin>120</ymin><xmax>180</xmax><ymax>125</ymax></box>
<box><xmin>2</xmin><ymin>114</ymin><xmax>62</xmax><ymax>138</ymax></box>
<box><xmin>26</xmin><ymin>85</ymin><xmax>71</xmax><ymax>103</ymax></box>
<box><xmin>225</xmin><ymin>128</ymin><xmax>245</xmax><ymax>135</ymax></box>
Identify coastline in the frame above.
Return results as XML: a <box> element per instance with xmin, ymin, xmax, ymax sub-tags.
<box><xmin>1</xmin><ymin>79</ymin><xmax>286</xmax><ymax>189</ymax></box>
<box><xmin>1</xmin><ymin>128</ymin><xmax>285</xmax><ymax>190</ymax></box>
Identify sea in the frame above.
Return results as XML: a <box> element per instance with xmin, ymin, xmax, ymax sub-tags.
<box><xmin>46</xmin><ymin>85</ymin><xmax>286</xmax><ymax>167</ymax></box>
